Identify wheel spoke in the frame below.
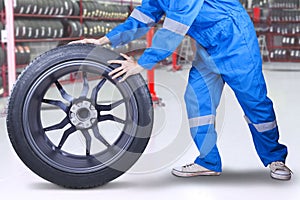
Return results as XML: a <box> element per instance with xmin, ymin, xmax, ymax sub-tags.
<box><xmin>91</xmin><ymin>78</ymin><xmax>106</xmax><ymax>104</ymax></box>
<box><xmin>42</xmin><ymin>99</ymin><xmax>69</xmax><ymax>113</ymax></box>
<box><xmin>98</xmin><ymin>114</ymin><xmax>126</xmax><ymax>124</ymax></box>
<box><xmin>81</xmin><ymin>130</ymin><xmax>92</xmax><ymax>156</ymax></box>
<box><xmin>57</xmin><ymin>126</ymin><xmax>77</xmax><ymax>149</ymax></box>
<box><xmin>80</xmin><ymin>72</ymin><xmax>89</xmax><ymax>97</ymax></box>
<box><xmin>44</xmin><ymin>117</ymin><xmax>70</xmax><ymax>131</ymax></box>
<box><xmin>55</xmin><ymin>81</ymin><xmax>73</xmax><ymax>102</ymax></box>
<box><xmin>92</xmin><ymin>125</ymin><xmax>110</xmax><ymax>147</ymax></box>
<box><xmin>96</xmin><ymin>99</ymin><xmax>125</xmax><ymax>111</ymax></box>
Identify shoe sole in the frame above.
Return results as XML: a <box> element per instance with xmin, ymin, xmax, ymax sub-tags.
<box><xmin>172</xmin><ymin>169</ymin><xmax>221</xmax><ymax>177</ymax></box>
<box><xmin>270</xmin><ymin>172</ymin><xmax>291</xmax><ymax>181</ymax></box>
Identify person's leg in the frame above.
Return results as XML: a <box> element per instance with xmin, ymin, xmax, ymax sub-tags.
<box><xmin>185</xmin><ymin>70</ymin><xmax>223</xmax><ymax>173</ymax></box>
<box><xmin>172</xmin><ymin>64</ymin><xmax>224</xmax><ymax>177</ymax></box>
<box><xmin>223</xmin><ymin>65</ymin><xmax>288</xmax><ymax>165</ymax></box>
<box><xmin>183</xmin><ymin>54</ymin><xmax>224</xmax><ymax>173</ymax></box>
<box><xmin>219</xmin><ymin>11</ymin><xmax>288</xmax><ymax>167</ymax></box>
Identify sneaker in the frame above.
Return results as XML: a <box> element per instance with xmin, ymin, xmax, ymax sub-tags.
<box><xmin>172</xmin><ymin>163</ymin><xmax>221</xmax><ymax>177</ymax></box>
<box><xmin>269</xmin><ymin>161</ymin><xmax>292</xmax><ymax>181</ymax></box>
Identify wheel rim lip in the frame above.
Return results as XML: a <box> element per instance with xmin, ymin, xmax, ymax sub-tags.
<box><xmin>22</xmin><ymin>60</ymin><xmax>139</xmax><ymax>173</ymax></box>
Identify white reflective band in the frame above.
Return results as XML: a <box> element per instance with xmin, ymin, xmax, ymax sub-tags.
<box><xmin>130</xmin><ymin>9</ymin><xmax>155</xmax><ymax>25</ymax></box>
<box><xmin>163</xmin><ymin>17</ymin><xmax>190</xmax><ymax>36</ymax></box>
<box><xmin>245</xmin><ymin>116</ymin><xmax>277</xmax><ymax>132</ymax></box>
<box><xmin>189</xmin><ymin>115</ymin><xmax>215</xmax><ymax>128</ymax></box>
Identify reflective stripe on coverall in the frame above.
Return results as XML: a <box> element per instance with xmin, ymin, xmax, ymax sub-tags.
<box><xmin>105</xmin><ymin>0</ymin><xmax>288</xmax><ymax>172</ymax></box>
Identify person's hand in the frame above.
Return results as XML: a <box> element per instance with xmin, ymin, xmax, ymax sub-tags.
<box><xmin>68</xmin><ymin>36</ymin><xmax>110</xmax><ymax>45</ymax></box>
<box><xmin>108</xmin><ymin>53</ymin><xmax>144</xmax><ymax>82</ymax></box>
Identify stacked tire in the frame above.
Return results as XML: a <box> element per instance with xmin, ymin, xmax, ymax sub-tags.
<box><xmin>0</xmin><ymin>0</ymin><xmax>4</xmax><ymax>12</ymax></box>
<box><xmin>14</xmin><ymin>19</ymin><xmax>120</xmax><ymax>39</ymax></box>
<box><xmin>14</xmin><ymin>0</ymin><xmax>76</xmax><ymax>16</ymax></box>
<box><xmin>0</xmin><ymin>45</ymin><xmax>31</xmax><ymax>66</ymax></box>
<box><xmin>0</xmin><ymin>47</ymin><xmax>5</xmax><ymax>66</ymax></box>
<box><xmin>0</xmin><ymin>20</ymin><xmax>5</xmax><ymax>68</ymax></box>
<box><xmin>63</xmin><ymin>20</ymin><xmax>83</xmax><ymax>37</ymax></box>
<box><xmin>83</xmin><ymin>21</ymin><xmax>117</xmax><ymax>37</ymax></box>
<box><xmin>15</xmin><ymin>45</ymin><xmax>31</xmax><ymax>65</ymax></box>
<box><xmin>15</xmin><ymin>20</ymin><xmax>64</xmax><ymax>39</ymax></box>
<box><xmin>81</xmin><ymin>1</ymin><xmax>129</xmax><ymax>19</ymax></box>
<box><xmin>0</xmin><ymin>21</ymin><xmax>3</xmax><ymax>41</ymax></box>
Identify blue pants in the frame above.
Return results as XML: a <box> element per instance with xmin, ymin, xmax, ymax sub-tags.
<box><xmin>184</xmin><ymin>12</ymin><xmax>288</xmax><ymax>172</ymax></box>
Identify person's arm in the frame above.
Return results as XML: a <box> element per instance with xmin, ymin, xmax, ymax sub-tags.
<box><xmin>108</xmin><ymin>0</ymin><xmax>204</xmax><ymax>81</ymax></box>
<box><xmin>137</xmin><ymin>0</ymin><xmax>204</xmax><ymax>69</ymax></box>
<box><xmin>105</xmin><ymin>0</ymin><xmax>164</xmax><ymax>47</ymax></box>
<box><xmin>70</xmin><ymin>0</ymin><xmax>163</xmax><ymax>46</ymax></box>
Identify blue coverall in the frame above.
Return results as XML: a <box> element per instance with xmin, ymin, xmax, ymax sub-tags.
<box><xmin>106</xmin><ymin>0</ymin><xmax>288</xmax><ymax>172</ymax></box>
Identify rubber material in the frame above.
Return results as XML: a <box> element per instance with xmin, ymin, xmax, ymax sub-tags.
<box><xmin>7</xmin><ymin>44</ymin><xmax>153</xmax><ymax>188</ymax></box>
<box><xmin>0</xmin><ymin>47</ymin><xmax>4</xmax><ymax>66</ymax></box>
<box><xmin>0</xmin><ymin>0</ymin><xmax>4</xmax><ymax>12</ymax></box>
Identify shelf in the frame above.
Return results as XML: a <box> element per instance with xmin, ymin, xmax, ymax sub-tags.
<box><xmin>14</xmin><ymin>13</ymin><xmax>127</xmax><ymax>21</ymax></box>
<box><xmin>270</xmin><ymin>59</ymin><xmax>300</xmax><ymax>62</ymax></box>
<box><xmin>269</xmin><ymin>7</ymin><xmax>300</xmax><ymax>10</ymax></box>
<box><xmin>270</xmin><ymin>46</ymin><xmax>300</xmax><ymax>49</ymax></box>
<box><xmin>82</xmin><ymin>17</ymin><xmax>126</xmax><ymax>21</ymax></box>
<box><xmin>269</xmin><ymin>33</ymin><xmax>300</xmax><ymax>36</ymax></box>
<box><xmin>270</xmin><ymin>20</ymin><xmax>300</xmax><ymax>23</ymax></box>
<box><xmin>14</xmin><ymin>13</ymin><xmax>81</xmax><ymax>19</ymax></box>
<box><xmin>15</xmin><ymin>37</ymin><xmax>81</xmax><ymax>43</ymax></box>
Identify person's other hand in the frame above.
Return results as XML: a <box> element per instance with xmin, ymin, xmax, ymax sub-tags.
<box><xmin>108</xmin><ymin>53</ymin><xmax>144</xmax><ymax>82</ymax></box>
<box><xmin>68</xmin><ymin>36</ymin><xmax>110</xmax><ymax>45</ymax></box>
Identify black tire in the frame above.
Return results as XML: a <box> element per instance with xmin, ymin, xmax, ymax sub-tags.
<box><xmin>75</xmin><ymin>21</ymin><xmax>83</xmax><ymax>37</ymax></box>
<box><xmin>57</xmin><ymin>21</ymin><xmax>64</xmax><ymax>38</ymax></box>
<box><xmin>37</xmin><ymin>0</ymin><xmax>43</xmax><ymax>15</ymax></box>
<box><xmin>54</xmin><ymin>1</ymin><xmax>60</xmax><ymax>16</ymax></box>
<box><xmin>25</xmin><ymin>20</ymin><xmax>34</xmax><ymax>39</ymax></box>
<box><xmin>25</xmin><ymin>0</ymin><xmax>33</xmax><ymax>14</ymax></box>
<box><xmin>63</xmin><ymin>20</ymin><xmax>74</xmax><ymax>37</ymax></box>
<box><xmin>0</xmin><ymin>0</ymin><xmax>4</xmax><ymax>12</ymax></box>
<box><xmin>14</xmin><ymin>20</ymin><xmax>25</xmax><ymax>39</ymax></box>
<box><xmin>0</xmin><ymin>22</ymin><xmax>3</xmax><ymax>39</ymax></box>
<box><xmin>15</xmin><ymin>46</ymin><xmax>19</xmax><ymax>64</ymax></box>
<box><xmin>31</xmin><ymin>0</ymin><xmax>38</xmax><ymax>14</ymax></box>
<box><xmin>14</xmin><ymin>0</ymin><xmax>24</xmax><ymax>14</ymax></box>
<box><xmin>71</xmin><ymin>0</ymin><xmax>80</xmax><ymax>16</ymax></box>
<box><xmin>64</xmin><ymin>0</ymin><xmax>73</xmax><ymax>16</ymax></box>
<box><xmin>6</xmin><ymin>44</ymin><xmax>154</xmax><ymax>189</ymax></box>
<box><xmin>51</xmin><ymin>21</ymin><xmax>58</xmax><ymax>38</ymax></box>
<box><xmin>48</xmin><ymin>0</ymin><xmax>55</xmax><ymax>15</ymax></box>
<box><xmin>0</xmin><ymin>47</ymin><xmax>4</xmax><ymax>66</ymax></box>
<box><xmin>57</xmin><ymin>0</ymin><xmax>65</xmax><ymax>16</ymax></box>
<box><xmin>43</xmin><ymin>0</ymin><xmax>50</xmax><ymax>15</ymax></box>
<box><xmin>16</xmin><ymin>45</ymin><xmax>28</xmax><ymax>65</ymax></box>
<box><xmin>23</xmin><ymin>45</ymin><xmax>31</xmax><ymax>64</ymax></box>
<box><xmin>33</xmin><ymin>20</ymin><xmax>41</xmax><ymax>39</ymax></box>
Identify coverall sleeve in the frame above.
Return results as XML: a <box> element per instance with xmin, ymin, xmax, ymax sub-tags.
<box><xmin>137</xmin><ymin>0</ymin><xmax>204</xmax><ymax>69</ymax></box>
<box><xmin>105</xmin><ymin>0</ymin><xmax>164</xmax><ymax>47</ymax></box>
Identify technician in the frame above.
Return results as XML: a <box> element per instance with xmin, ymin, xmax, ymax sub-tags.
<box><xmin>71</xmin><ymin>0</ymin><xmax>292</xmax><ymax>180</ymax></box>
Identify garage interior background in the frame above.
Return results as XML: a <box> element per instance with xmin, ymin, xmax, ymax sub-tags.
<box><xmin>0</xmin><ymin>0</ymin><xmax>300</xmax><ymax>199</ymax></box>
<box><xmin>0</xmin><ymin>0</ymin><xmax>300</xmax><ymax>98</ymax></box>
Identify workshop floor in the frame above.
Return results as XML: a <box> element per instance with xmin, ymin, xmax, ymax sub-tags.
<box><xmin>1</xmin><ymin>64</ymin><xmax>299</xmax><ymax>200</ymax></box>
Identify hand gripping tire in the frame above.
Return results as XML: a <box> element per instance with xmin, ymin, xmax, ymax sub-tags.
<box><xmin>6</xmin><ymin>44</ymin><xmax>154</xmax><ymax>188</ymax></box>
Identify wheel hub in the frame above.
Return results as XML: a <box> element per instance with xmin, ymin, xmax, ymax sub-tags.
<box><xmin>69</xmin><ymin>100</ymin><xmax>98</xmax><ymax>129</ymax></box>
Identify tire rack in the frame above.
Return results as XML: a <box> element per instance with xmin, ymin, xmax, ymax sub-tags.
<box><xmin>267</xmin><ymin>8</ymin><xmax>300</xmax><ymax>62</ymax></box>
<box><xmin>251</xmin><ymin>1</ymin><xmax>300</xmax><ymax>62</ymax></box>
<box><xmin>2</xmin><ymin>0</ymin><xmax>167</xmax><ymax>104</ymax></box>
<box><xmin>2</xmin><ymin>0</ymin><xmax>136</xmax><ymax>97</ymax></box>
<box><xmin>1</xmin><ymin>2</ymin><xmax>5</xmax><ymax>96</ymax></box>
